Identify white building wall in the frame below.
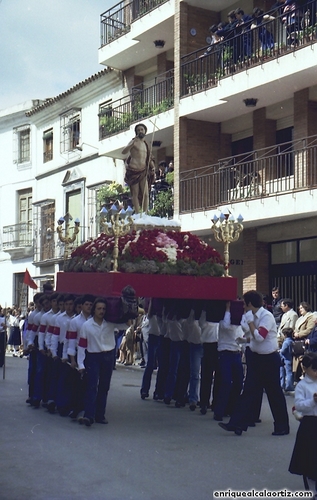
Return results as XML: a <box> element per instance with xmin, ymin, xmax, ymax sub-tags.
<box><xmin>0</xmin><ymin>71</ymin><xmax>126</xmax><ymax>307</ymax></box>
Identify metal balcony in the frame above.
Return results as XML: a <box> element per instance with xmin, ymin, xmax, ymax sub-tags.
<box><xmin>179</xmin><ymin>135</ymin><xmax>317</xmax><ymax>213</ymax></box>
<box><xmin>2</xmin><ymin>223</ymin><xmax>33</xmax><ymax>259</ymax></box>
<box><xmin>181</xmin><ymin>1</ymin><xmax>317</xmax><ymax>96</ymax></box>
<box><xmin>100</xmin><ymin>0</ymin><xmax>168</xmax><ymax>46</ymax></box>
<box><xmin>99</xmin><ymin>71</ymin><xmax>174</xmax><ymax>139</ymax></box>
<box><xmin>2</xmin><ymin>223</ymin><xmax>33</xmax><ymax>249</ymax></box>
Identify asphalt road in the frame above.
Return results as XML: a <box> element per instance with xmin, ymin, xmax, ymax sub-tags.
<box><xmin>0</xmin><ymin>356</ymin><xmax>307</xmax><ymax>500</ymax></box>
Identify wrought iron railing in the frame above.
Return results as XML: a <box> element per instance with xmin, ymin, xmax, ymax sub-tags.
<box><xmin>179</xmin><ymin>135</ymin><xmax>317</xmax><ymax>213</ymax></box>
<box><xmin>99</xmin><ymin>71</ymin><xmax>174</xmax><ymax>139</ymax></box>
<box><xmin>43</xmin><ymin>151</ymin><xmax>53</xmax><ymax>163</ymax></box>
<box><xmin>100</xmin><ymin>0</ymin><xmax>168</xmax><ymax>46</ymax></box>
<box><xmin>181</xmin><ymin>1</ymin><xmax>317</xmax><ymax>96</ymax></box>
<box><xmin>2</xmin><ymin>223</ymin><xmax>33</xmax><ymax>249</ymax></box>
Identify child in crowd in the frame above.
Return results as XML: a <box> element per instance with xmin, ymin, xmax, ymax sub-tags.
<box><xmin>289</xmin><ymin>352</ymin><xmax>317</xmax><ymax>496</ymax></box>
<box><xmin>280</xmin><ymin>327</ymin><xmax>295</xmax><ymax>393</ymax></box>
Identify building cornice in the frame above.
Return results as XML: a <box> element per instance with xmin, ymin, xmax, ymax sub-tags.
<box><xmin>25</xmin><ymin>68</ymin><xmax>118</xmax><ymax>117</ymax></box>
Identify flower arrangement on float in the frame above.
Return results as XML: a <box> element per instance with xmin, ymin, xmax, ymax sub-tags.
<box><xmin>65</xmin><ymin>228</ymin><xmax>224</xmax><ymax>277</ymax></box>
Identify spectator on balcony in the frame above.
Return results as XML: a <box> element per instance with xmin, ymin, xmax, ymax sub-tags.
<box><xmin>122</xmin><ymin>123</ymin><xmax>155</xmax><ymax>213</ymax></box>
<box><xmin>281</xmin><ymin>0</ymin><xmax>301</xmax><ymax>46</ymax></box>
<box><xmin>251</xmin><ymin>7</ymin><xmax>275</xmax><ymax>52</ymax></box>
<box><xmin>168</xmin><ymin>161</ymin><xmax>174</xmax><ymax>173</ymax></box>
<box><xmin>234</xmin><ymin>7</ymin><xmax>253</xmax><ymax>59</ymax></box>
<box><xmin>155</xmin><ymin>168</ymin><xmax>169</xmax><ymax>188</ymax></box>
<box><xmin>158</xmin><ymin>160</ymin><xmax>168</xmax><ymax>175</ymax></box>
<box><xmin>271</xmin><ymin>0</ymin><xmax>286</xmax><ymax>16</ymax></box>
<box><xmin>202</xmin><ymin>25</ymin><xmax>223</xmax><ymax>56</ymax></box>
<box><xmin>216</xmin><ymin>11</ymin><xmax>239</xmax><ymax>66</ymax></box>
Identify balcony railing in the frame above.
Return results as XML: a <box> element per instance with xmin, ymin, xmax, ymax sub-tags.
<box><xmin>43</xmin><ymin>151</ymin><xmax>53</xmax><ymax>163</ymax></box>
<box><xmin>100</xmin><ymin>0</ymin><xmax>168</xmax><ymax>46</ymax></box>
<box><xmin>99</xmin><ymin>71</ymin><xmax>174</xmax><ymax>139</ymax></box>
<box><xmin>179</xmin><ymin>135</ymin><xmax>317</xmax><ymax>213</ymax></box>
<box><xmin>2</xmin><ymin>223</ymin><xmax>33</xmax><ymax>249</ymax></box>
<box><xmin>181</xmin><ymin>1</ymin><xmax>317</xmax><ymax>96</ymax></box>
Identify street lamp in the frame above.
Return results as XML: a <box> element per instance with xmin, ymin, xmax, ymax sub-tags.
<box><xmin>211</xmin><ymin>212</ymin><xmax>244</xmax><ymax>277</ymax></box>
<box><xmin>100</xmin><ymin>205</ymin><xmax>134</xmax><ymax>272</ymax></box>
<box><xmin>56</xmin><ymin>213</ymin><xmax>80</xmax><ymax>260</ymax></box>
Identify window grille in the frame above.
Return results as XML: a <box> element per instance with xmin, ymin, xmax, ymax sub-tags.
<box><xmin>60</xmin><ymin>109</ymin><xmax>81</xmax><ymax>153</ymax></box>
<box><xmin>13</xmin><ymin>124</ymin><xmax>31</xmax><ymax>164</ymax></box>
<box><xmin>43</xmin><ymin>128</ymin><xmax>53</xmax><ymax>163</ymax></box>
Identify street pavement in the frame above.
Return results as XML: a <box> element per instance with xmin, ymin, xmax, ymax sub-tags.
<box><xmin>0</xmin><ymin>356</ymin><xmax>306</xmax><ymax>500</ymax></box>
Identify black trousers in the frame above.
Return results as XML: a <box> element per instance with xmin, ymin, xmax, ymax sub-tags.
<box><xmin>199</xmin><ymin>342</ymin><xmax>219</xmax><ymax>409</ymax></box>
<box><xmin>0</xmin><ymin>331</ymin><xmax>6</xmax><ymax>368</ymax></box>
<box><xmin>230</xmin><ymin>350</ymin><xmax>289</xmax><ymax>432</ymax></box>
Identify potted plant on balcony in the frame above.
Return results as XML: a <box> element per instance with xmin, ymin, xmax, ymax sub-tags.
<box><xmin>97</xmin><ymin>182</ymin><xmax>130</xmax><ymax>210</ymax></box>
<box><xmin>184</xmin><ymin>74</ymin><xmax>198</xmax><ymax>93</ymax></box>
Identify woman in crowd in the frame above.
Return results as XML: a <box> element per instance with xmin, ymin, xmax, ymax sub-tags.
<box><xmin>293</xmin><ymin>302</ymin><xmax>315</xmax><ymax>380</ymax></box>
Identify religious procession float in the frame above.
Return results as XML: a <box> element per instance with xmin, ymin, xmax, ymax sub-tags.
<box><xmin>56</xmin><ymin>212</ymin><xmax>241</xmax><ymax>322</ymax></box>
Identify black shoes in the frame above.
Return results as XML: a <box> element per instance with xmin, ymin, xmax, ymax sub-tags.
<box><xmin>79</xmin><ymin>417</ymin><xmax>94</xmax><ymax>427</ymax></box>
<box><xmin>272</xmin><ymin>429</ymin><xmax>289</xmax><ymax>436</ymax></box>
<box><xmin>58</xmin><ymin>407</ymin><xmax>69</xmax><ymax>417</ymax></box>
<box><xmin>153</xmin><ymin>393</ymin><xmax>163</xmax><ymax>401</ymax></box>
<box><xmin>164</xmin><ymin>397</ymin><xmax>171</xmax><ymax>405</ymax></box>
<box><xmin>140</xmin><ymin>392</ymin><xmax>149</xmax><ymax>400</ymax></box>
<box><xmin>213</xmin><ymin>414</ymin><xmax>223</xmax><ymax>421</ymax></box>
<box><xmin>47</xmin><ymin>402</ymin><xmax>56</xmax><ymax>414</ymax></box>
<box><xmin>95</xmin><ymin>418</ymin><xmax>108</xmax><ymax>424</ymax></box>
<box><xmin>200</xmin><ymin>406</ymin><xmax>207</xmax><ymax>415</ymax></box>
<box><xmin>68</xmin><ymin>411</ymin><xmax>78</xmax><ymax>420</ymax></box>
<box><xmin>218</xmin><ymin>422</ymin><xmax>243</xmax><ymax>436</ymax></box>
<box><xmin>189</xmin><ymin>404</ymin><xmax>196</xmax><ymax>411</ymax></box>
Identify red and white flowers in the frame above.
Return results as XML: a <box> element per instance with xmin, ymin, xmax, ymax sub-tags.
<box><xmin>65</xmin><ymin>228</ymin><xmax>224</xmax><ymax>276</ymax></box>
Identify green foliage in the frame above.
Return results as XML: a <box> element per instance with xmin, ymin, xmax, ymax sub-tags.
<box><xmin>100</xmin><ymin>96</ymin><xmax>174</xmax><ymax>138</ymax></box>
<box><xmin>165</xmin><ymin>171</ymin><xmax>174</xmax><ymax>186</ymax></box>
<box><xmin>97</xmin><ymin>182</ymin><xmax>129</xmax><ymax>203</ymax></box>
<box><xmin>99</xmin><ymin>114</ymin><xmax>132</xmax><ymax>135</ymax></box>
<box><xmin>149</xmin><ymin>189</ymin><xmax>174</xmax><ymax>218</ymax></box>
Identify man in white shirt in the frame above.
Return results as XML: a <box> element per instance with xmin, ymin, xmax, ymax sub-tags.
<box><xmin>32</xmin><ymin>294</ymin><xmax>52</xmax><ymax>408</ymax></box>
<box><xmin>78</xmin><ymin>297</ymin><xmax>127</xmax><ymax>426</ymax></box>
<box><xmin>25</xmin><ymin>293</ymin><xmax>43</xmax><ymax>405</ymax></box>
<box><xmin>219</xmin><ymin>290</ymin><xmax>289</xmax><ymax>436</ymax></box>
<box><xmin>66</xmin><ymin>294</ymin><xmax>94</xmax><ymax>419</ymax></box>
<box><xmin>49</xmin><ymin>294</ymin><xmax>75</xmax><ymax>416</ymax></box>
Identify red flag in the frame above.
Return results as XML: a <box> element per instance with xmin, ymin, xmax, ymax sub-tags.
<box><xmin>23</xmin><ymin>269</ymin><xmax>38</xmax><ymax>289</ymax></box>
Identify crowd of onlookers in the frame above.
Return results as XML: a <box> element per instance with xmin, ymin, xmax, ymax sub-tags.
<box><xmin>149</xmin><ymin>160</ymin><xmax>174</xmax><ymax>210</ymax></box>
<box><xmin>0</xmin><ymin>303</ymin><xmax>35</xmax><ymax>366</ymax></box>
<box><xmin>200</xmin><ymin>0</ymin><xmax>316</xmax><ymax>65</ymax></box>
